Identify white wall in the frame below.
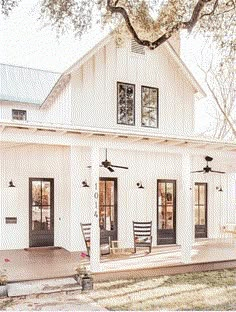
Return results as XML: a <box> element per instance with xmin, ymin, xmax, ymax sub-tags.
<box><xmin>1</xmin><ymin>143</ymin><xmax>234</xmax><ymax>251</ymax></box>
<box><xmin>0</xmin><ymin>144</ymin><xmax>71</xmax><ymax>250</ymax></box>
<box><xmin>0</xmin><ymin>82</ymin><xmax>71</xmax><ymax>125</ymax></box>
<box><xmin>71</xmin><ymin>39</ymin><xmax>196</xmax><ymax>136</ymax></box>
<box><xmin>73</xmin><ymin>148</ymin><xmax>234</xmax><ymax>250</ymax></box>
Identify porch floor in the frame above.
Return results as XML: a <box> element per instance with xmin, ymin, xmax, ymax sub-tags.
<box><xmin>2</xmin><ymin>238</ymin><xmax>236</xmax><ymax>283</ymax></box>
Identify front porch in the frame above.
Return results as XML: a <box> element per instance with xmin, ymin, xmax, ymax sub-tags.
<box><xmin>2</xmin><ymin>238</ymin><xmax>236</xmax><ymax>283</ymax></box>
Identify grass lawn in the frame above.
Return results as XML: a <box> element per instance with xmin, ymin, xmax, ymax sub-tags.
<box><xmin>89</xmin><ymin>268</ymin><xmax>236</xmax><ymax>311</ymax></box>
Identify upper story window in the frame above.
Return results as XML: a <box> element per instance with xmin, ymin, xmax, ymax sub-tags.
<box><xmin>141</xmin><ymin>86</ymin><xmax>159</xmax><ymax>128</ymax></box>
<box><xmin>12</xmin><ymin>109</ymin><xmax>27</xmax><ymax>121</ymax></box>
<box><xmin>117</xmin><ymin>82</ymin><xmax>135</xmax><ymax>126</ymax></box>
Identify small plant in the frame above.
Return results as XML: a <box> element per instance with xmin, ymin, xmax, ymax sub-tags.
<box><xmin>75</xmin><ymin>263</ymin><xmax>92</xmax><ymax>278</ymax></box>
<box><xmin>0</xmin><ymin>273</ymin><xmax>7</xmax><ymax>286</ymax></box>
<box><xmin>0</xmin><ymin>259</ymin><xmax>10</xmax><ymax>286</ymax></box>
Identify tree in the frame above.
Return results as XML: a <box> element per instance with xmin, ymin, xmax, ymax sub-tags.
<box><xmin>198</xmin><ymin>55</ymin><xmax>236</xmax><ymax>140</ymax></box>
<box><xmin>1</xmin><ymin>1</ymin><xmax>235</xmax><ymax>59</ymax></box>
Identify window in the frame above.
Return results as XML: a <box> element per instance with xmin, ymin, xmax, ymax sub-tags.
<box><xmin>99</xmin><ymin>179</ymin><xmax>116</xmax><ymax>231</ymax></box>
<box><xmin>194</xmin><ymin>182</ymin><xmax>207</xmax><ymax>238</ymax></box>
<box><xmin>141</xmin><ymin>86</ymin><xmax>158</xmax><ymax>128</ymax></box>
<box><xmin>117</xmin><ymin>82</ymin><xmax>135</xmax><ymax>125</ymax></box>
<box><xmin>12</xmin><ymin>109</ymin><xmax>27</xmax><ymax>121</ymax></box>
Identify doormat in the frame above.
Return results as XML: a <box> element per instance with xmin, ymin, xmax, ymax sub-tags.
<box><xmin>24</xmin><ymin>246</ymin><xmax>62</xmax><ymax>251</ymax></box>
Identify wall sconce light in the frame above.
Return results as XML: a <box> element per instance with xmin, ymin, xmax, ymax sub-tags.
<box><xmin>8</xmin><ymin>180</ymin><xmax>15</xmax><ymax>187</ymax></box>
<box><xmin>82</xmin><ymin>180</ymin><xmax>89</xmax><ymax>188</ymax></box>
<box><xmin>137</xmin><ymin>181</ymin><xmax>144</xmax><ymax>189</ymax></box>
<box><xmin>216</xmin><ymin>186</ymin><xmax>223</xmax><ymax>192</ymax></box>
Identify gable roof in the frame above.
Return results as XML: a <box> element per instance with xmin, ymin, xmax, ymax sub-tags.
<box><xmin>0</xmin><ymin>63</ymin><xmax>61</xmax><ymax>105</ymax></box>
<box><xmin>59</xmin><ymin>33</ymin><xmax>205</xmax><ymax>99</ymax></box>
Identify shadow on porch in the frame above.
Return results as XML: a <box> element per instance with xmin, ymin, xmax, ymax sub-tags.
<box><xmin>1</xmin><ymin>238</ymin><xmax>236</xmax><ymax>283</ymax></box>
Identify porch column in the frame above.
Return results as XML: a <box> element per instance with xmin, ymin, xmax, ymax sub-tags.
<box><xmin>69</xmin><ymin>146</ymin><xmax>81</xmax><ymax>251</ymax></box>
<box><xmin>0</xmin><ymin>150</ymin><xmax>2</xmax><ymax>249</ymax></box>
<box><xmin>90</xmin><ymin>146</ymin><xmax>101</xmax><ymax>272</ymax></box>
<box><xmin>227</xmin><ymin>173</ymin><xmax>236</xmax><ymax>223</ymax></box>
<box><xmin>181</xmin><ymin>153</ymin><xmax>193</xmax><ymax>263</ymax></box>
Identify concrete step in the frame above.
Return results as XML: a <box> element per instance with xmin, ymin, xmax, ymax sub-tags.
<box><xmin>7</xmin><ymin>277</ymin><xmax>81</xmax><ymax>297</ymax></box>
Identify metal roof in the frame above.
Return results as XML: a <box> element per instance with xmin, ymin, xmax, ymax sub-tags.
<box><xmin>0</xmin><ymin>63</ymin><xmax>61</xmax><ymax>105</ymax></box>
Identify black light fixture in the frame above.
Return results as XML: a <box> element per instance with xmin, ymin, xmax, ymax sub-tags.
<box><xmin>8</xmin><ymin>180</ymin><xmax>15</xmax><ymax>187</ymax></box>
<box><xmin>137</xmin><ymin>181</ymin><xmax>144</xmax><ymax>189</ymax></box>
<box><xmin>82</xmin><ymin>180</ymin><xmax>89</xmax><ymax>188</ymax></box>
<box><xmin>216</xmin><ymin>176</ymin><xmax>223</xmax><ymax>192</ymax></box>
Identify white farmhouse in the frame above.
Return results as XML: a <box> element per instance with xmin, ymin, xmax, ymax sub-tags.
<box><xmin>0</xmin><ymin>34</ymin><xmax>235</xmax><ymax>272</ymax></box>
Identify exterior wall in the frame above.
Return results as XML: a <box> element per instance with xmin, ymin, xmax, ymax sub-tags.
<box><xmin>71</xmin><ymin>39</ymin><xmax>195</xmax><ymax>136</ymax></box>
<box><xmin>0</xmin><ymin>143</ymin><xmax>234</xmax><ymax>251</ymax></box>
<box><xmin>0</xmin><ymin>144</ymin><xmax>71</xmax><ymax>250</ymax></box>
<box><xmin>0</xmin><ymin>82</ymin><xmax>71</xmax><ymax>125</ymax></box>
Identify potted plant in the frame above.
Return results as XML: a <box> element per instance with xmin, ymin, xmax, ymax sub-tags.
<box><xmin>75</xmin><ymin>264</ymin><xmax>87</xmax><ymax>284</ymax></box>
<box><xmin>0</xmin><ymin>259</ymin><xmax>10</xmax><ymax>297</ymax></box>
<box><xmin>75</xmin><ymin>264</ymin><xmax>93</xmax><ymax>291</ymax></box>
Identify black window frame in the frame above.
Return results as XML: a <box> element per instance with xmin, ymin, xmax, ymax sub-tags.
<box><xmin>12</xmin><ymin>109</ymin><xmax>27</xmax><ymax>121</ymax></box>
<box><xmin>194</xmin><ymin>182</ymin><xmax>208</xmax><ymax>230</ymax></box>
<box><xmin>117</xmin><ymin>82</ymin><xmax>135</xmax><ymax>126</ymax></box>
<box><xmin>141</xmin><ymin>85</ymin><xmax>159</xmax><ymax>128</ymax></box>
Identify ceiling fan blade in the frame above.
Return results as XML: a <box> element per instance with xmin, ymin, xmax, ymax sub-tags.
<box><xmin>211</xmin><ymin>170</ymin><xmax>225</xmax><ymax>174</ymax></box>
<box><xmin>107</xmin><ymin>166</ymin><xmax>114</xmax><ymax>172</ymax></box>
<box><xmin>111</xmin><ymin>165</ymin><xmax>128</xmax><ymax>169</ymax></box>
<box><xmin>191</xmin><ymin>170</ymin><xmax>204</xmax><ymax>173</ymax></box>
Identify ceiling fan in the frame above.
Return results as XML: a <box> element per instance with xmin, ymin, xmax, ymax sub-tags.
<box><xmin>191</xmin><ymin>156</ymin><xmax>225</xmax><ymax>174</ymax></box>
<box><xmin>88</xmin><ymin>149</ymin><xmax>128</xmax><ymax>172</ymax></box>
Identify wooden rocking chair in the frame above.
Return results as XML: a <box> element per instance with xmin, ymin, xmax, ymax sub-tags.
<box><xmin>80</xmin><ymin>223</ymin><xmax>110</xmax><ymax>256</ymax></box>
<box><xmin>133</xmin><ymin>221</ymin><xmax>152</xmax><ymax>253</ymax></box>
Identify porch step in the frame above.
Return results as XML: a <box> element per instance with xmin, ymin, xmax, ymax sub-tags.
<box><xmin>7</xmin><ymin>277</ymin><xmax>81</xmax><ymax>297</ymax></box>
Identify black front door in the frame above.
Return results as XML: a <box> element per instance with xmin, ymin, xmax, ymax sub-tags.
<box><xmin>29</xmin><ymin>178</ymin><xmax>54</xmax><ymax>247</ymax></box>
<box><xmin>194</xmin><ymin>183</ymin><xmax>207</xmax><ymax>238</ymax></box>
<box><xmin>99</xmin><ymin>178</ymin><xmax>117</xmax><ymax>244</ymax></box>
<box><xmin>157</xmin><ymin>180</ymin><xmax>176</xmax><ymax>245</ymax></box>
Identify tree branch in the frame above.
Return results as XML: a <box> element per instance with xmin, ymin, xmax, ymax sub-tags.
<box><xmin>200</xmin><ymin>0</ymin><xmax>219</xmax><ymax>19</ymax></box>
<box><xmin>107</xmin><ymin>0</ymin><xmax>215</xmax><ymax>49</ymax></box>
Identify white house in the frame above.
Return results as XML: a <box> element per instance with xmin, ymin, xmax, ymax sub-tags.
<box><xmin>0</xmin><ymin>34</ymin><xmax>235</xmax><ymax>272</ymax></box>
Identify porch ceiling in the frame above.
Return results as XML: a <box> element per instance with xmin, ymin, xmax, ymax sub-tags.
<box><xmin>0</xmin><ymin>120</ymin><xmax>236</xmax><ymax>154</ymax></box>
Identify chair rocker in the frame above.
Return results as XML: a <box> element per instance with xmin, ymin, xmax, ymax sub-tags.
<box><xmin>133</xmin><ymin>221</ymin><xmax>152</xmax><ymax>253</ymax></box>
<box><xmin>80</xmin><ymin>223</ymin><xmax>110</xmax><ymax>256</ymax></box>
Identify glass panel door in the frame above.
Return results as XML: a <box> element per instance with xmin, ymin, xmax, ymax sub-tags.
<box><xmin>194</xmin><ymin>183</ymin><xmax>207</xmax><ymax>238</ymax></box>
<box><xmin>29</xmin><ymin>178</ymin><xmax>54</xmax><ymax>247</ymax></box>
<box><xmin>157</xmin><ymin>180</ymin><xmax>176</xmax><ymax>245</ymax></box>
<box><xmin>99</xmin><ymin>178</ymin><xmax>117</xmax><ymax>243</ymax></box>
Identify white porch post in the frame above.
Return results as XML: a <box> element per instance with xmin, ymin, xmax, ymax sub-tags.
<box><xmin>90</xmin><ymin>146</ymin><xmax>101</xmax><ymax>272</ymax></box>
<box><xmin>181</xmin><ymin>153</ymin><xmax>193</xmax><ymax>263</ymax></box>
<box><xmin>0</xmin><ymin>150</ymin><xmax>2</xmax><ymax>250</ymax></box>
<box><xmin>227</xmin><ymin>173</ymin><xmax>236</xmax><ymax>223</ymax></box>
<box><xmin>69</xmin><ymin>145</ymin><xmax>81</xmax><ymax>251</ymax></box>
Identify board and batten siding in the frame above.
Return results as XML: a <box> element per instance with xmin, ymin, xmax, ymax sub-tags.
<box><xmin>0</xmin><ymin>145</ymin><xmax>71</xmax><ymax>250</ymax></box>
<box><xmin>71</xmin><ymin>38</ymin><xmax>196</xmax><ymax>136</ymax></box>
<box><xmin>0</xmin><ymin>143</ymin><xmax>234</xmax><ymax>251</ymax></box>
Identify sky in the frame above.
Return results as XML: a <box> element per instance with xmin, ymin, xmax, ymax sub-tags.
<box><xmin>0</xmin><ymin>0</ymin><xmax>211</xmax><ymax>133</ymax></box>
<box><xmin>0</xmin><ymin>0</ymin><xmax>108</xmax><ymax>72</ymax></box>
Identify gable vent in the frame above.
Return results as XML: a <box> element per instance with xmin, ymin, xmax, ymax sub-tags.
<box><xmin>131</xmin><ymin>39</ymin><xmax>145</xmax><ymax>55</ymax></box>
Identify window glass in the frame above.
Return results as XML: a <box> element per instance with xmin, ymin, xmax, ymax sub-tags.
<box><xmin>117</xmin><ymin>82</ymin><xmax>135</xmax><ymax>125</ymax></box>
<box><xmin>158</xmin><ymin>181</ymin><xmax>174</xmax><ymax>230</ymax></box>
<box><xmin>194</xmin><ymin>183</ymin><xmax>207</xmax><ymax>225</ymax></box>
<box><xmin>31</xmin><ymin>180</ymin><xmax>52</xmax><ymax>232</ymax></box>
<box><xmin>12</xmin><ymin>109</ymin><xmax>27</xmax><ymax>121</ymax></box>
<box><xmin>99</xmin><ymin>180</ymin><xmax>116</xmax><ymax>231</ymax></box>
<box><xmin>141</xmin><ymin>86</ymin><xmax>158</xmax><ymax>127</ymax></box>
